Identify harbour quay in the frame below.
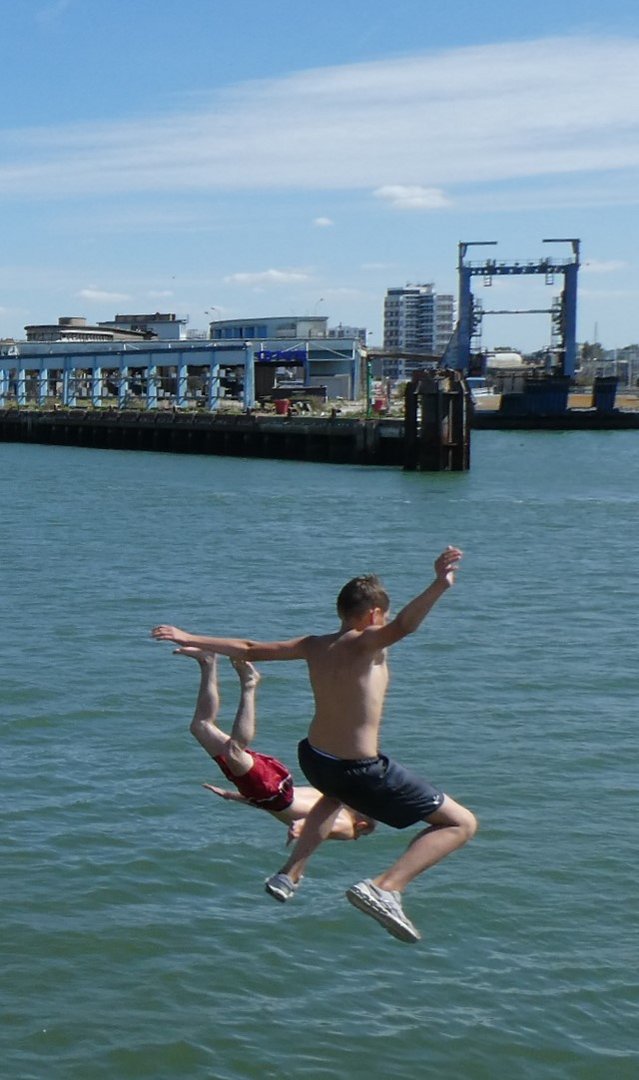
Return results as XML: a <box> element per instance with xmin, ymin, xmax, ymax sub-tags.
<box><xmin>0</xmin><ymin>370</ymin><xmax>472</xmax><ymax>472</ymax></box>
<box><xmin>3</xmin><ymin>377</ymin><xmax>639</xmax><ymax>474</ymax></box>
<box><xmin>0</xmin><ymin>406</ymin><xmax>407</xmax><ymax>467</ymax></box>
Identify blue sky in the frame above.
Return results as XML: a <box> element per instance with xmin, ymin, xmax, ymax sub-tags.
<box><xmin>1</xmin><ymin>0</ymin><xmax>638</xmax><ymax>350</ymax></box>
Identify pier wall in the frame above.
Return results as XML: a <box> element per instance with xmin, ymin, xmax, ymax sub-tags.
<box><xmin>0</xmin><ymin>408</ymin><xmax>407</xmax><ymax>467</ymax></box>
<box><xmin>0</xmin><ymin>371</ymin><xmax>473</xmax><ymax>470</ymax></box>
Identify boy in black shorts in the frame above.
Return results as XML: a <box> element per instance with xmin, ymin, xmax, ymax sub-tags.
<box><xmin>152</xmin><ymin>546</ymin><xmax>476</xmax><ymax>944</ymax></box>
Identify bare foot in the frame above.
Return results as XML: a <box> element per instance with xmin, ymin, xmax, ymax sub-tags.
<box><xmin>230</xmin><ymin>657</ymin><xmax>261</xmax><ymax>689</ymax></box>
<box><xmin>173</xmin><ymin>647</ymin><xmax>217</xmax><ymax>667</ymax></box>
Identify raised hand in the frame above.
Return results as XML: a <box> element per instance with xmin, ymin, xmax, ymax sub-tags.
<box><xmin>434</xmin><ymin>546</ymin><xmax>463</xmax><ymax>586</ymax></box>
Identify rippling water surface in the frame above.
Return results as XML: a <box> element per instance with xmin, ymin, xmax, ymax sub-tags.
<box><xmin>3</xmin><ymin>434</ymin><xmax>638</xmax><ymax>1079</ymax></box>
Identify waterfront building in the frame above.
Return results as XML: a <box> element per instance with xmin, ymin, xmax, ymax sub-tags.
<box><xmin>211</xmin><ymin>315</ymin><xmax>328</xmax><ymax>341</ymax></box>
<box><xmin>327</xmin><ymin>323</ymin><xmax>367</xmax><ymax>345</ymax></box>
<box><xmin>210</xmin><ymin>314</ymin><xmax>366</xmax><ymax>399</ymax></box>
<box><xmin>380</xmin><ymin>283</ymin><xmax>454</xmax><ymax>382</ymax></box>
<box><xmin>2</xmin><ymin>309</ymin><xmax>366</xmax><ymax>408</ymax></box>
<box><xmin>98</xmin><ymin>313</ymin><xmax>188</xmax><ymax>340</ymax></box>
<box><xmin>383</xmin><ymin>283</ymin><xmax>454</xmax><ymax>354</ymax></box>
<box><xmin>24</xmin><ymin>316</ymin><xmax>155</xmax><ymax>344</ymax></box>
<box><xmin>0</xmin><ymin>338</ymin><xmax>254</xmax><ymax>410</ymax></box>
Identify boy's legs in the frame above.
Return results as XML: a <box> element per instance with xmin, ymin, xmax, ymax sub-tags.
<box><xmin>175</xmin><ymin>648</ymin><xmax>255</xmax><ymax>776</ymax></box>
<box><xmin>225</xmin><ymin>659</ymin><xmax>261</xmax><ymax>774</ymax></box>
<box><xmin>265</xmin><ymin>793</ymin><xmax>343</xmax><ymax>900</ymax></box>
<box><xmin>371</xmin><ymin>795</ymin><xmax>477</xmax><ymax>892</ymax></box>
<box><xmin>346</xmin><ymin>796</ymin><xmax>477</xmax><ymax>943</ymax></box>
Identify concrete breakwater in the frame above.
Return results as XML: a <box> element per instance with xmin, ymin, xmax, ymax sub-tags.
<box><xmin>0</xmin><ymin>408</ymin><xmax>407</xmax><ymax>467</ymax></box>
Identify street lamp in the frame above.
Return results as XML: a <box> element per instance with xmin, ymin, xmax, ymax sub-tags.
<box><xmin>204</xmin><ymin>307</ymin><xmax>219</xmax><ymax>341</ymax></box>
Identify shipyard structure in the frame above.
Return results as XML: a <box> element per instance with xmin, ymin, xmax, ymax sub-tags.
<box><xmin>2</xmin><ymin>239</ymin><xmax>635</xmax><ymax>472</ymax></box>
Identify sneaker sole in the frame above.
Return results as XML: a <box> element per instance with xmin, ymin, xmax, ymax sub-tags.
<box><xmin>345</xmin><ymin>886</ymin><xmax>421</xmax><ymax>943</ymax></box>
<box><xmin>265</xmin><ymin>881</ymin><xmax>295</xmax><ymax>903</ymax></box>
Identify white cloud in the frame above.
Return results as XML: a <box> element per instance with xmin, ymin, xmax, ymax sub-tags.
<box><xmin>313</xmin><ymin>216</ymin><xmax>334</xmax><ymax>227</ymax></box>
<box><xmin>373</xmin><ymin>185</ymin><xmax>450</xmax><ymax>210</ymax></box>
<box><xmin>146</xmin><ymin>289</ymin><xmax>175</xmax><ymax>298</ymax></box>
<box><xmin>224</xmin><ymin>269</ymin><xmax>311</xmax><ymax>286</ymax></box>
<box><xmin>77</xmin><ymin>287</ymin><xmax>131</xmax><ymax>303</ymax></box>
<box><xmin>1</xmin><ymin>36</ymin><xmax>639</xmax><ymax>208</ymax></box>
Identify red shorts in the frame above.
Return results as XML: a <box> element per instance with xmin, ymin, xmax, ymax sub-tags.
<box><xmin>214</xmin><ymin>750</ymin><xmax>294</xmax><ymax>812</ymax></box>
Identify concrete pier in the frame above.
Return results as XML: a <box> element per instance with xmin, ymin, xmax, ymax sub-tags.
<box><xmin>0</xmin><ymin>408</ymin><xmax>408</xmax><ymax>467</ymax></box>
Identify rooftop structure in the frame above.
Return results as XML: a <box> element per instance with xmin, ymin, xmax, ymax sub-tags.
<box><xmin>210</xmin><ymin>315</ymin><xmax>329</xmax><ymax>341</ymax></box>
<box><xmin>209</xmin><ymin>314</ymin><xmax>366</xmax><ymax>398</ymax></box>
<box><xmin>99</xmin><ymin>313</ymin><xmax>188</xmax><ymax>341</ymax></box>
<box><xmin>24</xmin><ymin>316</ymin><xmax>155</xmax><ymax>344</ymax></box>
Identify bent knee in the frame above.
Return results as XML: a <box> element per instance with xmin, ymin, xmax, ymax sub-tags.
<box><xmin>226</xmin><ymin>737</ymin><xmax>249</xmax><ymax>767</ymax></box>
<box><xmin>459</xmin><ymin>809</ymin><xmax>478</xmax><ymax>842</ymax></box>
<box><xmin>435</xmin><ymin>796</ymin><xmax>478</xmax><ymax>842</ymax></box>
<box><xmin>189</xmin><ymin>717</ymin><xmax>208</xmax><ymax>741</ymax></box>
<box><xmin>437</xmin><ymin>800</ymin><xmax>478</xmax><ymax>843</ymax></box>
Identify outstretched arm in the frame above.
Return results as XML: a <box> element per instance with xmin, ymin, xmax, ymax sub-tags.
<box><xmin>202</xmin><ymin>782</ymin><xmax>248</xmax><ymax>804</ymax></box>
<box><xmin>151</xmin><ymin>625</ymin><xmax>311</xmax><ymax>662</ymax></box>
<box><xmin>361</xmin><ymin>545</ymin><xmax>462</xmax><ymax>650</ymax></box>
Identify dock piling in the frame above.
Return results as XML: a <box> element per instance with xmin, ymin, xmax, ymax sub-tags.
<box><xmin>403</xmin><ymin>369</ymin><xmax>471</xmax><ymax>471</ymax></box>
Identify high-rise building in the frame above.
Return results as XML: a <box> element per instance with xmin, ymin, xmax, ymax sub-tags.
<box><xmin>383</xmin><ymin>283</ymin><xmax>454</xmax><ymax>355</ymax></box>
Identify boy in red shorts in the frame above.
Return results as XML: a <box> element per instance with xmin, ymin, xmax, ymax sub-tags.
<box><xmin>154</xmin><ymin>547</ymin><xmax>476</xmax><ymax>944</ymax></box>
<box><xmin>176</xmin><ymin>647</ymin><xmax>375</xmax><ymax>843</ymax></box>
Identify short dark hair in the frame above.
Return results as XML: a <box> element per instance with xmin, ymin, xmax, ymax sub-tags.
<box><xmin>336</xmin><ymin>574</ymin><xmax>390</xmax><ymax>619</ymax></box>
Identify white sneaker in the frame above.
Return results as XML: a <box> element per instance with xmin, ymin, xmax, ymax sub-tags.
<box><xmin>265</xmin><ymin>872</ymin><xmax>299</xmax><ymax>902</ymax></box>
<box><xmin>346</xmin><ymin>879</ymin><xmax>421</xmax><ymax>943</ymax></box>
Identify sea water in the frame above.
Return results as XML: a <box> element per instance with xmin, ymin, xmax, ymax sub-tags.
<box><xmin>2</xmin><ymin>433</ymin><xmax>638</xmax><ymax>1080</ymax></box>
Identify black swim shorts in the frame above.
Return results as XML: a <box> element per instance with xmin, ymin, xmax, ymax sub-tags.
<box><xmin>298</xmin><ymin>738</ymin><xmax>444</xmax><ymax>829</ymax></box>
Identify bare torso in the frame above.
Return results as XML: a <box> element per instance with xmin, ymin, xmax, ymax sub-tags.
<box><xmin>304</xmin><ymin>630</ymin><xmax>389</xmax><ymax>758</ymax></box>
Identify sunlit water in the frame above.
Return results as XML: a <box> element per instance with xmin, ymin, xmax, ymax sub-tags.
<box><xmin>3</xmin><ymin>434</ymin><xmax>638</xmax><ymax>1079</ymax></box>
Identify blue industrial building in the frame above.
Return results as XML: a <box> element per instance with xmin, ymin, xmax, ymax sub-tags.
<box><xmin>0</xmin><ymin>313</ymin><xmax>365</xmax><ymax>408</ymax></box>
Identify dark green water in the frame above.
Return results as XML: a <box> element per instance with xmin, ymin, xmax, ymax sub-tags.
<box><xmin>3</xmin><ymin>434</ymin><xmax>638</xmax><ymax>1079</ymax></box>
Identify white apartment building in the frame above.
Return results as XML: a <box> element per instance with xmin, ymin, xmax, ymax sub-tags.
<box><xmin>383</xmin><ymin>284</ymin><xmax>454</xmax><ymax>354</ymax></box>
